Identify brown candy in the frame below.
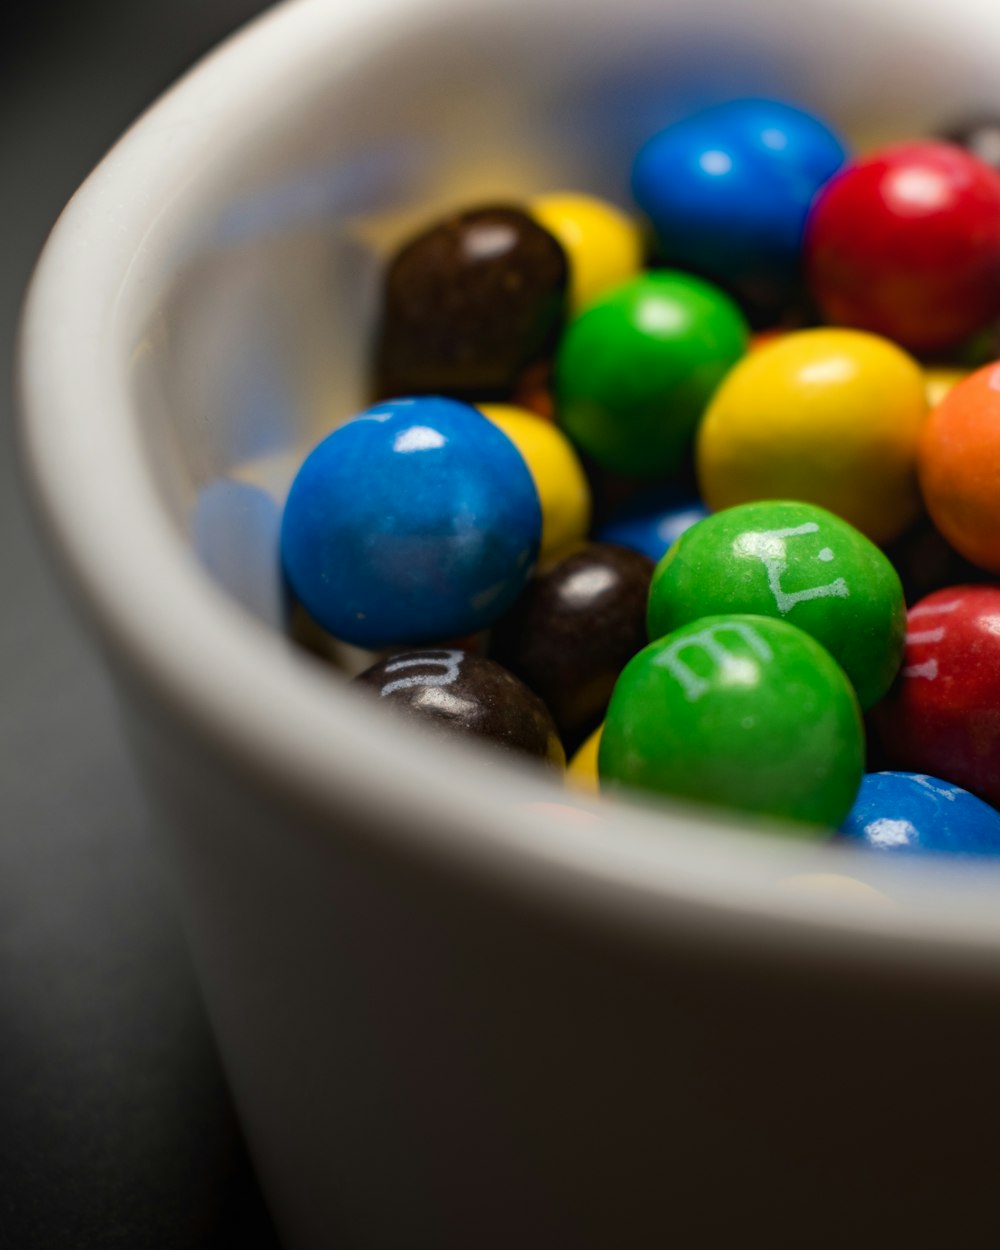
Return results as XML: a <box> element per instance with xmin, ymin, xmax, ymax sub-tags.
<box><xmin>490</xmin><ymin>542</ymin><xmax>655</xmax><ymax>748</ymax></box>
<box><xmin>354</xmin><ymin>649</ymin><xmax>565</xmax><ymax>768</ymax></box>
<box><xmin>373</xmin><ymin>205</ymin><xmax>568</xmax><ymax>400</ymax></box>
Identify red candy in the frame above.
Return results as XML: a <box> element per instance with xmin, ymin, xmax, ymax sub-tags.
<box><xmin>873</xmin><ymin>585</ymin><xmax>1000</xmax><ymax>804</ymax></box>
<box><xmin>805</xmin><ymin>142</ymin><xmax>1000</xmax><ymax>353</ymax></box>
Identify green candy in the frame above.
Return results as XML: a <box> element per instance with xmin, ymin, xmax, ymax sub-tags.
<box><xmin>647</xmin><ymin>501</ymin><xmax>906</xmax><ymax>710</ymax></box>
<box><xmin>554</xmin><ymin>271</ymin><xmax>748</xmax><ymax>477</ymax></box>
<box><xmin>599</xmin><ymin>614</ymin><xmax>864</xmax><ymax>830</ymax></box>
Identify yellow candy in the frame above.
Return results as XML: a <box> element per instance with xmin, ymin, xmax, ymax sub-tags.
<box><xmin>566</xmin><ymin>724</ymin><xmax>602</xmax><ymax>794</ymax></box>
<box><xmin>477</xmin><ymin>403</ymin><xmax>592</xmax><ymax>563</ymax></box>
<box><xmin>696</xmin><ymin>328</ymin><xmax>927</xmax><ymax>545</ymax></box>
<box><xmin>530</xmin><ymin>192</ymin><xmax>643</xmax><ymax>313</ymax></box>
<box><xmin>924</xmin><ymin>367</ymin><xmax>968</xmax><ymax>410</ymax></box>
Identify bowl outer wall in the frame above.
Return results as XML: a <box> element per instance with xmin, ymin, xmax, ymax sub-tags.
<box><xmin>22</xmin><ymin>1</ymin><xmax>1000</xmax><ymax>1245</ymax></box>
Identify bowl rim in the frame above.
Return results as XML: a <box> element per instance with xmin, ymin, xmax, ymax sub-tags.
<box><xmin>19</xmin><ymin>0</ymin><xmax>1000</xmax><ymax>976</ymax></box>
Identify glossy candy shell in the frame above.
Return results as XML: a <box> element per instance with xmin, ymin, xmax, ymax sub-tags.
<box><xmin>491</xmin><ymin>542</ymin><xmax>654</xmax><ymax>746</ymax></box>
<box><xmin>599</xmin><ymin>614</ymin><xmax>864</xmax><ymax>828</ymax></box>
<box><xmin>530</xmin><ymin>192</ymin><xmax>644</xmax><ymax>313</ymax></box>
<box><xmin>374</xmin><ymin>205</ymin><xmax>568</xmax><ymax>399</ymax></box>
<box><xmin>596</xmin><ymin>488</ymin><xmax>709</xmax><ymax>564</ymax></box>
<box><xmin>631</xmin><ymin>98</ymin><xmax>845</xmax><ymax>316</ymax></box>
<box><xmin>280</xmin><ymin>397</ymin><xmax>541</xmax><ymax>647</ymax></box>
<box><xmin>918</xmin><ymin>361</ymin><xmax>1000</xmax><ymax>573</ymax></box>
<box><xmin>839</xmin><ymin>771</ymin><xmax>1000</xmax><ymax>857</ymax></box>
<box><xmin>555</xmin><ymin>271</ymin><xmax>748</xmax><ymax>477</ymax></box>
<box><xmin>872</xmin><ymin>585</ymin><xmax>1000</xmax><ymax>807</ymax></box>
<box><xmin>477</xmin><ymin>403</ymin><xmax>591</xmax><ymax>563</ymax></box>
<box><xmin>805</xmin><ymin>142</ymin><xmax>1000</xmax><ymax>352</ymax></box>
<box><xmin>566</xmin><ymin>724</ymin><xmax>602</xmax><ymax>794</ymax></box>
<box><xmin>646</xmin><ymin>501</ymin><xmax>905</xmax><ymax>710</ymax></box>
<box><xmin>696</xmin><ymin>328</ymin><xmax>927</xmax><ymax>545</ymax></box>
<box><xmin>354</xmin><ymin>649</ymin><xmax>564</xmax><ymax>768</ymax></box>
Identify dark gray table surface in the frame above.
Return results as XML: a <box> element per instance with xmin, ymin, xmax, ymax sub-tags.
<box><xmin>1</xmin><ymin>4</ymin><xmax>281</xmax><ymax>1245</ymax></box>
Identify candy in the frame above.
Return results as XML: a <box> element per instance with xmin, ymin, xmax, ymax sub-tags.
<box><xmin>595</xmin><ymin>487</ymin><xmax>709</xmax><ymax>565</ymax></box>
<box><xmin>924</xmin><ymin>366</ymin><xmax>967</xmax><ymax>410</ymax></box>
<box><xmin>555</xmin><ymin>271</ymin><xmax>748</xmax><ymax>476</ymax></box>
<box><xmin>647</xmin><ymin>501</ymin><xmax>905</xmax><ymax>710</ymax></box>
<box><xmin>530</xmin><ymin>192</ymin><xmax>643</xmax><ymax>313</ymax></box>
<box><xmin>839</xmin><ymin>771</ymin><xmax>1000</xmax><ymax>857</ymax></box>
<box><xmin>280</xmin><ymin>396</ymin><xmax>541</xmax><ymax>647</ymax></box>
<box><xmin>374</xmin><ymin>205</ymin><xmax>568</xmax><ymax>399</ymax></box>
<box><xmin>476</xmin><ymin>403</ymin><xmax>591</xmax><ymax>563</ymax></box>
<box><xmin>918</xmin><ymin>361</ymin><xmax>1000</xmax><ymax>573</ymax></box>
<box><xmin>566</xmin><ymin>724</ymin><xmax>602</xmax><ymax>793</ymax></box>
<box><xmin>631</xmin><ymin>98</ymin><xmax>845</xmax><ymax>319</ymax></box>
<box><xmin>491</xmin><ymin>542</ymin><xmax>654</xmax><ymax>745</ymax></box>
<box><xmin>599</xmin><ymin>614</ymin><xmax>864</xmax><ymax>828</ymax></box>
<box><xmin>872</xmin><ymin>586</ymin><xmax>1000</xmax><ymax>807</ymax></box>
<box><xmin>276</xmin><ymin>108</ymin><xmax>1000</xmax><ymax>855</ymax></box>
<box><xmin>805</xmin><ymin>142</ymin><xmax>1000</xmax><ymax>352</ymax></box>
<box><xmin>354</xmin><ymin>650</ymin><xmax>564</xmax><ymax>768</ymax></box>
<box><xmin>696</xmin><ymin>328</ymin><xmax>927</xmax><ymax>544</ymax></box>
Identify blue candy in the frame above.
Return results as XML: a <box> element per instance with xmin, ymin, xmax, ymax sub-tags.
<box><xmin>838</xmin><ymin>771</ymin><xmax>1000</xmax><ymax>857</ymax></box>
<box><xmin>596</xmin><ymin>489</ymin><xmax>709</xmax><ymax>564</ymax></box>
<box><xmin>281</xmin><ymin>396</ymin><xmax>541</xmax><ymax>647</ymax></box>
<box><xmin>631</xmin><ymin>98</ymin><xmax>846</xmax><ymax>312</ymax></box>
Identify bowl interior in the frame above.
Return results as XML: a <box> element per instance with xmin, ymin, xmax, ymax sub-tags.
<box><xmin>146</xmin><ymin>0</ymin><xmax>1000</xmax><ymax>632</ymax></box>
<box><xmin>27</xmin><ymin>0</ymin><xmax>1000</xmax><ymax>955</ymax></box>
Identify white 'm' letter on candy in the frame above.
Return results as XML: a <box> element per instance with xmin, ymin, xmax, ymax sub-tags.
<box><xmin>904</xmin><ymin>598</ymin><xmax>962</xmax><ymax>681</ymax></box>
<box><xmin>653</xmin><ymin>622</ymin><xmax>774</xmax><ymax>701</ymax></box>
<box><xmin>381</xmin><ymin>649</ymin><xmax>464</xmax><ymax>696</ymax></box>
<box><xmin>735</xmin><ymin>523</ymin><xmax>850</xmax><ymax>615</ymax></box>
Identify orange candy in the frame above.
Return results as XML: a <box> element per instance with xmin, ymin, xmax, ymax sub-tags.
<box><xmin>919</xmin><ymin>361</ymin><xmax>1000</xmax><ymax>572</ymax></box>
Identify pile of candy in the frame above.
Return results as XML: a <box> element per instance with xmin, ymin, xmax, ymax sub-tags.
<box><xmin>280</xmin><ymin>99</ymin><xmax>1000</xmax><ymax>857</ymax></box>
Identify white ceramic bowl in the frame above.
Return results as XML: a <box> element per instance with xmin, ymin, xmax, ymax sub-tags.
<box><xmin>19</xmin><ymin>0</ymin><xmax>1000</xmax><ymax>1245</ymax></box>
